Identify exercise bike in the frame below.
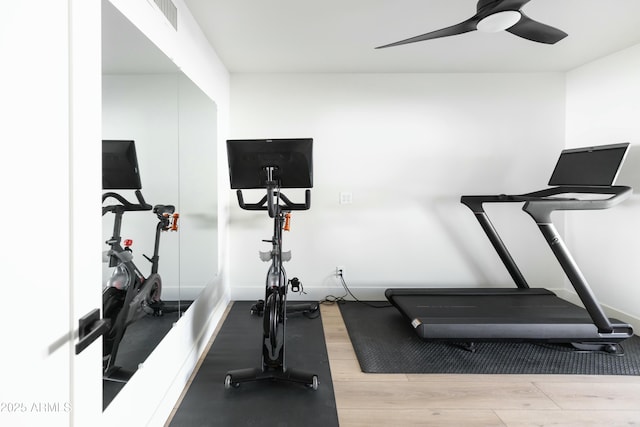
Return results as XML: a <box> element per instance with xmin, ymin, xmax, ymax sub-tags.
<box><xmin>224</xmin><ymin>138</ymin><xmax>318</xmax><ymax>390</ymax></box>
<box><xmin>102</xmin><ymin>189</ymin><xmax>179</xmax><ymax>380</ymax></box>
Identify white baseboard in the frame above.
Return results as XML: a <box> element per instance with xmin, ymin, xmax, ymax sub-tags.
<box><xmin>231</xmin><ymin>285</ymin><xmax>389</xmax><ymax>302</ymax></box>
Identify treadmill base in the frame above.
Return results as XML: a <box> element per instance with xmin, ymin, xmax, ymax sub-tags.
<box><xmin>385</xmin><ymin>288</ymin><xmax>633</xmax><ymax>345</ymax></box>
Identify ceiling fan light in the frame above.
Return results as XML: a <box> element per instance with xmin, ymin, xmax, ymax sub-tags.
<box><xmin>477</xmin><ymin>11</ymin><xmax>521</xmax><ymax>33</ymax></box>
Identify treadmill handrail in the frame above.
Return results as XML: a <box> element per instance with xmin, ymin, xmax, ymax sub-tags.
<box><xmin>460</xmin><ymin>192</ymin><xmax>536</xmax><ymax>289</ymax></box>
<box><xmin>522</xmin><ymin>186</ymin><xmax>631</xmax><ymax>223</ymax></box>
<box><xmin>461</xmin><ymin>185</ymin><xmax>631</xmax><ymax>216</ymax></box>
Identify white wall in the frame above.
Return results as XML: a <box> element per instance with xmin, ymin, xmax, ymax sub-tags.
<box><xmin>2</xmin><ymin>0</ymin><xmax>229</xmax><ymax>424</ymax></box>
<box><xmin>229</xmin><ymin>73</ymin><xmax>568</xmax><ymax>301</ymax></box>
<box><xmin>565</xmin><ymin>43</ymin><xmax>640</xmax><ymax>330</ymax></box>
<box><xmin>2</xmin><ymin>1</ymin><xmax>102</xmax><ymax>426</ymax></box>
<box><xmin>1</xmin><ymin>4</ymin><xmax>74</xmax><ymax>426</ymax></box>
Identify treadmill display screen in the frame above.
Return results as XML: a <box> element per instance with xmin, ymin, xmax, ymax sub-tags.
<box><xmin>548</xmin><ymin>143</ymin><xmax>629</xmax><ymax>186</ymax></box>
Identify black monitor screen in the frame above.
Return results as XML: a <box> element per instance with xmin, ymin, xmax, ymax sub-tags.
<box><xmin>227</xmin><ymin>138</ymin><xmax>313</xmax><ymax>189</ymax></box>
<box><xmin>548</xmin><ymin>143</ymin><xmax>629</xmax><ymax>186</ymax></box>
<box><xmin>102</xmin><ymin>140</ymin><xmax>142</xmax><ymax>190</ymax></box>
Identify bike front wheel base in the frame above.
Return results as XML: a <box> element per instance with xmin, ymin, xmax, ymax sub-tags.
<box><xmin>224</xmin><ymin>367</ymin><xmax>318</xmax><ymax>390</ymax></box>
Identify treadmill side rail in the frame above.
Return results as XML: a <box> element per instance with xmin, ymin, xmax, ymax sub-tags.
<box><xmin>521</xmin><ymin>185</ymin><xmax>631</xmax><ymax>334</ymax></box>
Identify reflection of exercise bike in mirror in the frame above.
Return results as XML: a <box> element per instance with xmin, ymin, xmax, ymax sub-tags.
<box><xmin>102</xmin><ymin>190</ymin><xmax>179</xmax><ymax>379</ymax></box>
<box><xmin>101</xmin><ymin>140</ymin><xmax>179</xmax><ymax>381</ymax></box>
<box><xmin>224</xmin><ymin>138</ymin><xmax>318</xmax><ymax>390</ymax></box>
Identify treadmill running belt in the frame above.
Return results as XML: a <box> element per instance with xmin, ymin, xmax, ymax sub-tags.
<box><xmin>386</xmin><ymin>288</ymin><xmax>633</xmax><ymax>343</ymax></box>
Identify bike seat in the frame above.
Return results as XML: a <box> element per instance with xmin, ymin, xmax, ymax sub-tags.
<box><xmin>153</xmin><ymin>205</ymin><xmax>175</xmax><ymax>215</ymax></box>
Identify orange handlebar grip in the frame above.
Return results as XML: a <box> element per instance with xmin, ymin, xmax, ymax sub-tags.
<box><xmin>284</xmin><ymin>212</ymin><xmax>291</xmax><ymax>231</ymax></box>
<box><xmin>171</xmin><ymin>213</ymin><xmax>180</xmax><ymax>231</ymax></box>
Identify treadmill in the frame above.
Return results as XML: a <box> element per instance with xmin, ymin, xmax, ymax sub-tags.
<box><xmin>385</xmin><ymin>143</ymin><xmax>634</xmax><ymax>351</ymax></box>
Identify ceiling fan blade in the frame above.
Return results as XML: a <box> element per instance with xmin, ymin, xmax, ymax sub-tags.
<box><xmin>376</xmin><ymin>18</ymin><xmax>478</xmax><ymax>49</ymax></box>
<box><xmin>506</xmin><ymin>12</ymin><xmax>568</xmax><ymax>44</ymax></box>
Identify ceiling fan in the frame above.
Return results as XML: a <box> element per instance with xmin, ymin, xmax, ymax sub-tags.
<box><xmin>376</xmin><ymin>0</ymin><xmax>568</xmax><ymax>49</ymax></box>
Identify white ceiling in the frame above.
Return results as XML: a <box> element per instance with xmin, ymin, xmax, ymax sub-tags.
<box><xmin>182</xmin><ymin>0</ymin><xmax>640</xmax><ymax>73</ymax></box>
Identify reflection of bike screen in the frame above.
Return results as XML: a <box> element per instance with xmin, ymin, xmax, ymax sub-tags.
<box><xmin>102</xmin><ymin>139</ymin><xmax>142</xmax><ymax>190</ymax></box>
<box><xmin>227</xmin><ymin>138</ymin><xmax>313</xmax><ymax>189</ymax></box>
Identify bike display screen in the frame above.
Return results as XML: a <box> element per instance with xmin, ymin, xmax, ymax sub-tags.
<box><xmin>227</xmin><ymin>138</ymin><xmax>313</xmax><ymax>189</ymax></box>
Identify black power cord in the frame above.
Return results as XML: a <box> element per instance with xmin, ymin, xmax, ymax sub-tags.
<box><xmin>320</xmin><ymin>271</ymin><xmax>391</xmax><ymax>309</ymax></box>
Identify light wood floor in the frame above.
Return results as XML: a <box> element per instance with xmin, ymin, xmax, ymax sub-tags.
<box><xmin>168</xmin><ymin>302</ymin><xmax>640</xmax><ymax>426</ymax></box>
<box><xmin>320</xmin><ymin>303</ymin><xmax>640</xmax><ymax>427</ymax></box>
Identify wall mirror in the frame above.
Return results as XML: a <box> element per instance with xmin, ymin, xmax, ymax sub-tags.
<box><xmin>101</xmin><ymin>0</ymin><xmax>218</xmax><ymax>408</ymax></box>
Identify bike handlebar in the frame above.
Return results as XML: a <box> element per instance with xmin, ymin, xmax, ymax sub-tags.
<box><xmin>236</xmin><ymin>188</ymin><xmax>311</xmax><ymax>217</ymax></box>
<box><xmin>102</xmin><ymin>190</ymin><xmax>153</xmax><ymax>216</ymax></box>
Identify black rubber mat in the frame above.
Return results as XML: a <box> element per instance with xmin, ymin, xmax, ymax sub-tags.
<box><xmin>169</xmin><ymin>301</ymin><xmax>339</xmax><ymax>427</ymax></box>
<box><xmin>339</xmin><ymin>301</ymin><xmax>640</xmax><ymax>375</ymax></box>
